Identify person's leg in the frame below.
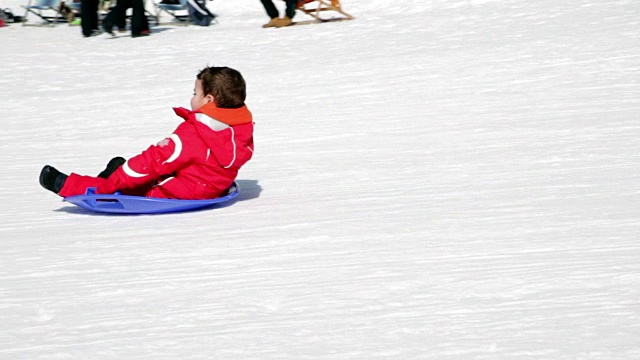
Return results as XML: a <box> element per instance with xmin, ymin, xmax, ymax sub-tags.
<box><xmin>260</xmin><ymin>0</ymin><xmax>279</xmax><ymax>19</ymax></box>
<box><xmin>88</xmin><ymin>0</ymin><xmax>99</xmax><ymax>30</ymax></box>
<box><xmin>102</xmin><ymin>0</ymin><xmax>124</xmax><ymax>34</ymax></box>
<box><xmin>115</xmin><ymin>0</ymin><xmax>128</xmax><ymax>31</ymax></box>
<box><xmin>80</xmin><ymin>0</ymin><xmax>99</xmax><ymax>36</ymax></box>
<box><xmin>39</xmin><ymin>164</ymin><xmax>153</xmax><ymax>197</ymax></box>
<box><xmin>40</xmin><ymin>165</ymin><xmax>108</xmax><ymax>197</ymax></box>
<box><xmin>130</xmin><ymin>0</ymin><xmax>149</xmax><ymax>36</ymax></box>
<box><xmin>57</xmin><ymin>172</ymin><xmax>154</xmax><ymax>197</ymax></box>
<box><xmin>58</xmin><ymin>173</ymin><xmax>110</xmax><ymax>197</ymax></box>
<box><xmin>284</xmin><ymin>0</ymin><xmax>297</xmax><ymax>19</ymax></box>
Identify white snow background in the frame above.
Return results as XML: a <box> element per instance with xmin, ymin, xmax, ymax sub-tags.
<box><xmin>1</xmin><ymin>0</ymin><xmax>640</xmax><ymax>358</ymax></box>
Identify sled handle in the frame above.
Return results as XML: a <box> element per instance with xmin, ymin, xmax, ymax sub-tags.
<box><xmin>82</xmin><ymin>188</ymin><xmax>125</xmax><ymax>209</ymax></box>
<box><xmin>82</xmin><ymin>198</ymin><xmax>125</xmax><ymax>210</ymax></box>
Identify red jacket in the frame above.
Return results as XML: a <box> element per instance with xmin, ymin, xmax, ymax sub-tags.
<box><xmin>96</xmin><ymin>103</ymin><xmax>254</xmax><ymax>199</ymax></box>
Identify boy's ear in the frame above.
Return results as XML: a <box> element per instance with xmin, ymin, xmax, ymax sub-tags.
<box><xmin>206</xmin><ymin>94</ymin><xmax>215</xmax><ymax>103</ymax></box>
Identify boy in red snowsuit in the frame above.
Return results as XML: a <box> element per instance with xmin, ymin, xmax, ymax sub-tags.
<box><xmin>40</xmin><ymin>66</ymin><xmax>254</xmax><ymax>200</ymax></box>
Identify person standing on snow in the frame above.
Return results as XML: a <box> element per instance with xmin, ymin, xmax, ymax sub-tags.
<box><xmin>102</xmin><ymin>0</ymin><xmax>150</xmax><ymax>37</ymax></box>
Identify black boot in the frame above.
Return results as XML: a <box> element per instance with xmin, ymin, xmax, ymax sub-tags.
<box><xmin>101</xmin><ymin>11</ymin><xmax>115</xmax><ymax>36</ymax></box>
<box><xmin>102</xmin><ymin>20</ymin><xmax>115</xmax><ymax>36</ymax></box>
<box><xmin>39</xmin><ymin>165</ymin><xmax>68</xmax><ymax>194</ymax></box>
<box><xmin>98</xmin><ymin>157</ymin><xmax>126</xmax><ymax>179</ymax></box>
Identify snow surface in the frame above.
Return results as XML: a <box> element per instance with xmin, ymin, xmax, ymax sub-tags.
<box><xmin>1</xmin><ymin>0</ymin><xmax>640</xmax><ymax>358</ymax></box>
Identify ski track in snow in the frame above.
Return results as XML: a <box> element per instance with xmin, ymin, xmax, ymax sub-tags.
<box><xmin>1</xmin><ymin>0</ymin><xmax>640</xmax><ymax>358</ymax></box>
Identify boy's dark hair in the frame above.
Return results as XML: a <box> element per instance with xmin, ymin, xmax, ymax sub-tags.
<box><xmin>197</xmin><ymin>66</ymin><xmax>246</xmax><ymax>109</ymax></box>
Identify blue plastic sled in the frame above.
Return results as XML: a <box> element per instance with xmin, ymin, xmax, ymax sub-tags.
<box><xmin>63</xmin><ymin>182</ymin><xmax>239</xmax><ymax>214</ymax></box>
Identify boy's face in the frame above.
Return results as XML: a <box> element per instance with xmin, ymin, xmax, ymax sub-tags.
<box><xmin>191</xmin><ymin>79</ymin><xmax>214</xmax><ymax>110</ymax></box>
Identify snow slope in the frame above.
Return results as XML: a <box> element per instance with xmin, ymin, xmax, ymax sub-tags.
<box><xmin>1</xmin><ymin>0</ymin><xmax>640</xmax><ymax>358</ymax></box>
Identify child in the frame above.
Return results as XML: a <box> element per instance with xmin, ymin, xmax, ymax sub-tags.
<box><xmin>40</xmin><ymin>66</ymin><xmax>254</xmax><ymax>200</ymax></box>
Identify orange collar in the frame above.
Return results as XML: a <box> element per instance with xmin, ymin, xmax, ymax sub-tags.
<box><xmin>197</xmin><ymin>103</ymin><xmax>252</xmax><ymax>126</ymax></box>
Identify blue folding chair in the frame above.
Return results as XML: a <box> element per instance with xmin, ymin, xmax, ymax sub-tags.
<box><xmin>154</xmin><ymin>0</ymin><xmax>189</xmax><ymax>24</ymax></box>
<box><xmin>22</xmin><ymin>0</ymin><xmax>66</xmax><ymax>25</ymax></box>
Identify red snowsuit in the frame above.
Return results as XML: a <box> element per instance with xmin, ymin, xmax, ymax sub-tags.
<box><xmin>59</xmin><ymin>103</ymin><xmax>254</xmax><ymax>199</ymax></box>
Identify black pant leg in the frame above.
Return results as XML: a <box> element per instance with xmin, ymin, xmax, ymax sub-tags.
<box><xmin>102</xmin><ymin>0</ymin><xmax>125</xmax><ymax>32</ymax></box>
<box><xmin>115</xmin><ymin>0</ymin><xmax>127</xmax><ymax>30</ymax></box>
<box><xmin>284</xmin><ymin>0</ymin><xmax>297</xmax><ymax>19</ymax></box>
<box><xmin>102</xmin><ymin>5</ymin><xmax>113</xmax><ymax>29</ymax></box>
<box><xmin>80</xmin><ymin>0</ymin><xmax>99</xmax><ymax>36</ymax></box>
<box><xmin>130</xmin><ymin>0</ymin><xmax>148</xmax><ymax>35</ymax></box>
<box><xmin>89</xmin><ymin>0</ymin><xmax>100</xmax><ymax>29</ymax></box>
<box><xmin>260</xmin><ymin>0</ymin><xmax>279</xmax><ymax>19</ymax></box>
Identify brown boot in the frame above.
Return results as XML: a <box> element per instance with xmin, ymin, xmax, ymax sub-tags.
<box><xmin>262</xmin><ymin>18</ymin><xmax>280</xmax><ymax>28</ymax></box>
<box><xmin>277</xmin><ymin>16</ymin><xmax>293</xmax><ymax>27</ymax></box>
